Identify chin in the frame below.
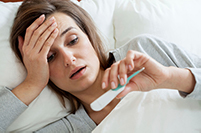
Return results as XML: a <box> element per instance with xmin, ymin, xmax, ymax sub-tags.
<box><xmin>82</xmin><ymin>73</ymin><xmax>98</xmax><ymax>87</ymax></box>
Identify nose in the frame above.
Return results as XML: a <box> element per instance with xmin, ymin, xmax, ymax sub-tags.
<box><xmin>60</xmin><ymin>49</ymin><xmax>76</xmax><ymax>67</ymax></box>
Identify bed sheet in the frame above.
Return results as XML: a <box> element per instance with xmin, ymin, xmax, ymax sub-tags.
<box><xmin>92</xmin><ymin>89</ymin><xmax>201</xmax><ymax>133</ymax></box>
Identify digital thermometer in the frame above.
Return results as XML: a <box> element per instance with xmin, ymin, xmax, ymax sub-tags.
<box><xmin>90</xmin><ymin>67</ymin><xmax>145</xmax><ymax>111</ymax></box>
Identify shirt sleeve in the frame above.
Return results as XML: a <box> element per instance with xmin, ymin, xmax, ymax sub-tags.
<box><xmin>110</xmin><ymin>34</ymin><xmax>201</xmax><ymax>100</ymax></box>
<box><xmin>0</xmin><ymin>87</ymin><xmax>95</xmax><ymax>133</ymax></box>
<box><xmin>34</xmin><ymin>105</ymin><xmax>96</xmax><ymax>133</ymax></box>
<box><xmin>0</xmin><ymin>86</ymin><xmax>27</xmax><ymax>132</ymax></box>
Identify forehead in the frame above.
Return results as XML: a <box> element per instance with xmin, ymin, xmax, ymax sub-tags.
<box><xmin>48</xmin><ymin>12</ymin><xmax>79</xmax><ymax>32</ymax></box>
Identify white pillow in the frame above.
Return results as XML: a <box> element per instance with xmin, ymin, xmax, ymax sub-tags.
<box><xmin>114</xmin><ymin>0</ymin><xmax>201</xmax><ymax>57</ymax></box>
<box><xmin>0</xmin><ymin>2</ymin><xmax>70</xmax><ymax>132</ymax></box>
<box><xmin>78</xmin><ymin>0</ymin><xmax>116</xmax><ymax>50</ymax></box>
<box><xmin>93</xmin><ymin>90</ymin><xmax>201</xmax><ymax>133</ymax></box>
<box><xmin>0</xmin><ymin>0</ymin><xmax>116</xmax><ymax>132</ymax></box>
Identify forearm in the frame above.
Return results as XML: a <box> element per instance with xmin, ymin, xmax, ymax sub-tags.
<box><xmin>12</xmin><ymin>80</ymin><xmax>44</xmax><ymax>105</ymax></box>
<box><xmin>182</xmin><ymin>68</ymin><xmax>201</xmax><ymax>99</ymax></box>
<box><xmin>160</xmin><ymin>66</ymin><xmax>195</xmax><ymax>94</ymax></box>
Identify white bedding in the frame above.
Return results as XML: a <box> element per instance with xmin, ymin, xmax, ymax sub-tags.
<box><xmin>0</xmin><ymin>0</ymin><xmax>201</xmax><ymax>132</ymax></box>
<box><xmin>93</xmin><ymin>90</ymin><xmax>201</xmax><ymax>133</ymax></box>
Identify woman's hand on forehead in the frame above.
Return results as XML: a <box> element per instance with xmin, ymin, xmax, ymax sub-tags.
<box><xmin>13</xmin><ymin>14</ymin><xmax>59</xmax><ymax>105</ymax></box>
<box><xmin>19</xmin><ymin>14</ymin><xmax>59</xmax><ymax>89</ymax></box>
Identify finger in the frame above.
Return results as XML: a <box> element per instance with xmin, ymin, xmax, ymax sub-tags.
<box><xmin>40</xmin><ymin>28</ymin><xmax>59</xmax><ymax>58</ymax></box>
<box><xmin>118</xmin><ymin>60</ymin><xmax>127</xmax><ymax>85</ymax></box>
<box><xmin>33</xmin><ymin>21</ymin><xmax>57</xmax><ymax>53</ymax></box>
<box><xmin>109</xmin><ymin>62</ymin><xmax>119</xmax><ymax>89</ymax></box>
<box><xmin>132</xmin><ymin>51</ymin><xmax>148</xmax><ymax>69</ymax></box>
<box><xmin>125</xmin><ymin>50</ymin><xmax>135</xmax><ymax>71</ymax></box>
<box><xmin>23</xmin><ymin>14</ymin><xmax>45</xmax><ymax>47</ymax></box>
<box><xmin>101</xmin><ymin>68</ymin><xmax>111</xmax><ymax>89</ymax></box>
<box><xmin>27</xmin><ymin>16</ymin><xmax>56</xmax><ymax>50</ymax></box>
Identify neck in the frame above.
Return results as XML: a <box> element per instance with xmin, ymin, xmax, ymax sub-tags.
<box><xmin>73</xmin><ymin>69</ymin><xmax>107</xmax><ymax>104</ymax></box>
<box><xmin>73</xmin><ymin>69</ymin><xmax>120</xmax><ymax>124</ymax></box>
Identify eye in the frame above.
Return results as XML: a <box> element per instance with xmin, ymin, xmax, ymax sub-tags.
<box><xmin>68</xmin><ymin>37</ymin><xmax>78</xmax><ymax>46</ymax></box>
<box><xmin>47</xmin><ymin>53</ymin><xmax>55</xmax><ymax>62</ymax></box>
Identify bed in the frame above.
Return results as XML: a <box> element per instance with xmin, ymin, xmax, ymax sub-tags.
<box><xmin>0</xmin><ymin>0</ymin><xmax>201</xmax><ymax>132</ymax></box>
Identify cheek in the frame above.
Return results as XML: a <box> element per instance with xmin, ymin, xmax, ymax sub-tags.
<box><xmin>82</xmin><ymin>41</ymin><xmax>98</xmax><ymax>59</ymax></box>
<box><xmin>49</xmin><ymin>65</ymin><xmax>66</xmax><ymax>90</ymax></box>
<box><xmin>49</xmin><ymin>63</ymin><xmax>63</xmax><ymax>81</ymax></box>
<box><xmin>85</xmin><ymin>44</ymin><xmax>100</xmax><ymax>69</ymax></box>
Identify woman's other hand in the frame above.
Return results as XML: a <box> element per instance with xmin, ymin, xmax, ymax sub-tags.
<box><xmin>102</xmin><ymin>50</ymin><xmax>195</xmax><ymax>99</ymax></box>
<box><xmin>102</xmin><ymin>50</ymin><xmax>170</xmax><ymax>99</ymax></box>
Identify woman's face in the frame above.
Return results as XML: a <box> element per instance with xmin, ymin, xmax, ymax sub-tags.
<box><xmin>47</xmin><ymin>12</ymin><xmax>100</xmax><ymax>94</ymax></box>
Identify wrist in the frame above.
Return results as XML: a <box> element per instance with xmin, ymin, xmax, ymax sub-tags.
<box><xmin>12</xmin><ymin>79</ymin><xmax>45</xmax><ymax>105</ymax></box>
<box><xmin>25</xmin><ymin>74</ymin><xmax>48</xmax><ymax>89</ymax></box>
<box><xmin>164</xmin><ymin>66</ymin><xmax>195</xmax><ymax>93</ymax></box>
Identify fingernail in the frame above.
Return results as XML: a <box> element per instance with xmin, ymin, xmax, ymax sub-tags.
<box><xmin>120</xmin><ymin>78</ymin><xmax>124</xmax><ymax>85</ymax></box>
<box><xmin>126</xmin><ymin>65</ymin><xmax>129</xmax><ymax>70</ymax></box>
<box><xmin>53</xmin><ymin>28</ymin><xmax>58</xmax><ymax>33</ymax></box>
<box><xmin>52</xmin><ymin>22</ymin><xmax>57</xmax><ymax>27</ymax></box>
<box><xmin>129</xmin><ymin>65</ymin><xmax>133</xmax><ymax>71</ymax></box>
<box><xmin>39</xmin><ymin>14</ymin><xmax>45</xmax><ymax>20</ymax></box>
<box><xmin>102</xmin><ymin>82</ymin><xmax>106</xmax><ymax>89</ymax></box>
<box><xmin>111</xmin><ymin>81</ymin><xmax>116</xmax><ymax>89</ymax></box>
<box><xmin>49</xmin><ymin>16</ymin><xmax>55</xmax><ymax>22</ymax></box>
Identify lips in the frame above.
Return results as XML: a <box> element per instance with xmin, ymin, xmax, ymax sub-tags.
<box><xmin>70</xmin><ymin>66</ymin><xmax>86</xmax><ymax>79</ymax></box>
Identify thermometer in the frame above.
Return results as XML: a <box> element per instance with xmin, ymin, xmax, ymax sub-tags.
<box><xmin>90</xmin><ymin>67</ymin><xmax>145</xmax><ymax>111</ymax></box>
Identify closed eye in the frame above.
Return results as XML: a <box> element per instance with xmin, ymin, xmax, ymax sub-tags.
<box><xmin>68</xmin><ymin>37</ymin><xmax>78</xmax><ymax>46</ymax></box>
<box><xmin>47</xmin><ymin>53</ymin><xmax>55</xmax><ymax>62</ymax></box>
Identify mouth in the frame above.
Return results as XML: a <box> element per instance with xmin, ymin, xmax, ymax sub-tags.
<box><xmin>70</xmin><ymin>66</ymin><xmax>86</xmax><ymax>79</ymax></box>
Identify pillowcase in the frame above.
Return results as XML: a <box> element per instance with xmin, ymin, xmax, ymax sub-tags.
<box><xmin>0</xmin><ymin>0</ymin><xmax>116</xmax><ymax>132</ymax></box>
<box><xmin>114</xmin><ymin>0</ymin><xmax>201</xmax><ymax>57</ymax></box>
<box><xmin>78</xmin><ymin>0</ymin><xmax>116</xmax><ymax>50</ymax></box>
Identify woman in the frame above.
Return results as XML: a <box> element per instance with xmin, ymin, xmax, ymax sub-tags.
<box><xmin>0</xmin><ymin>0</ymin><xmax>200</xmax><ymax>132</ymax></box>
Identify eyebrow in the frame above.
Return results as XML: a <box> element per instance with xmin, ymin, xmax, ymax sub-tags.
<box><xmin>60</xmin><ymin>26</ymin><xmax>75</xmax><ymax>37</ymax></box>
